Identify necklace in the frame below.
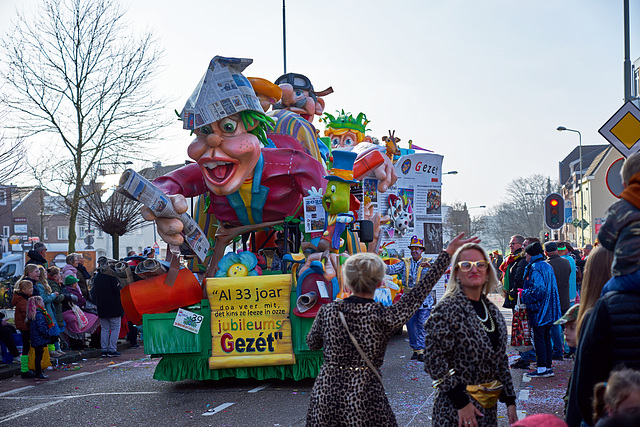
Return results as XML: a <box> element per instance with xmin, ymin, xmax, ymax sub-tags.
<box><xmin>477</xmin><ymin>299</ymin><xmax>495</xmax><ymax>333</ymax></box>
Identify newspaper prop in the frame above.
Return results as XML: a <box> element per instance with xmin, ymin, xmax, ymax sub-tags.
<box><xmin>173</xmin><ymin>308</ymin><xmax>204</xmax><ymax>334</ymax></box>
<box><xmin>135</xmin><ymin>259</ymin><xmax>167</xmax><ymax>279</ymax></box>
<box><xmin>117</xmin><ymin>169</ymin><xmax>210</xmax><ymax>262</ymax></box>
<box><xmin>181</xmin><ymin>56</ymin><xmax>263</xmax><ymax>130</ymax></box>
<box><xmin>303</xmin><ymin>196</ymin><xmax>327</xmax><ymax>233</ymax></box>
<box><xmin>114</xmin><ymin>261</ymin><xmax>135</xmax><ymax>285</ymax></box>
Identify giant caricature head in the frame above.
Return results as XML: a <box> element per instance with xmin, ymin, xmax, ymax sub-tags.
<box><xmin>181</xmin><ymin>57</ymin><xmax>274</xmax><ymax>196</ymax></box>
<box><xmin>322</xmin><ymin>150</ymin><xmax>359</xmax><ymax>214</ymax></box>
<box><xmin>322</xmin><ymin>110</ymin><xmax>372</xmax><ymax>149</ymax></box>
<box><xmin>273</xmin><ymin>73</ymin><xmax>333</xmax><ymax>123</ymax></box>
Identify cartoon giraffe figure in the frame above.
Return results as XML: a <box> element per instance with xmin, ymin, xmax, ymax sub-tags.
<box><xmin>382</xmin><ymin>130</ymin><xmax>402</xmax><ymax>161</ymax></box>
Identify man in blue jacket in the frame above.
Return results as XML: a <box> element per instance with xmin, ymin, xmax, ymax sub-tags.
<box><xmin>521</xmin><ymin>242</ymin><xmax>562</xmax><ymax>378</ymax></box>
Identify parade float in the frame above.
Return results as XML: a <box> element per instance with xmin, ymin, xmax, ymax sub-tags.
<box><xmin>110</xmin><ymin>56</ymin><xmax>446</xmax><ymax>382</ymax></box>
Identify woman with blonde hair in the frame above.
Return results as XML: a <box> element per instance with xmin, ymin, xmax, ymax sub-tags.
<box><xmin>575</xmin><ymin>246</ymin><xmax>613</xmax><ymax>338</ymax></box>
<box><xmin>425</xmin><ymin>243</ymin><xmax>518</xmax><ymax>426</ymax></box>
<box><xmin>15</xmin><ymin>264</ymin><xmax>42</xmax><ymax>296</ymax></box>
<box><xmin>305</xmin><ymin>233</ymin><xmax>478</xmax><ymax>426</ymax></box>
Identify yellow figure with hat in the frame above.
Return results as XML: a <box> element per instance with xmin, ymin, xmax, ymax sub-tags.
<box><xmin>385</xmin><ymin>235</ymin><xmax>435</xmax><ymax>361</ymax></box>
<box><xmin>310</xmin><ymin>150</ymin><xmax>361</xmax><ymax>258</ymax></box>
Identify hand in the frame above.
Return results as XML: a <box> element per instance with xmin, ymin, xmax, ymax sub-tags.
<box><xmin>336</xmin><ymin>212</ymin><xmax>354</xmax><ymax>224</ymax></box>
<box><xmin>420</xmin><ymin>261</ymin><xmax>431</xmax><ymax>268</ymax></box>
<box><xmin>445</xmin><ymin>233</ymin><xmax>481</xmax><ymax>256</ymax></box>
<box><xmin>141</xmin><ymin>194</ymin><xmax>188</xmax><ymax>246</ymax></box>
<box><xmin>373</xmin><ymin>155</ymin><xmax>398</xmax><ymax>193</ymax></box>
<box><xmin>70</xmin><ymin>294</ymin><xmax>78</xmax><ymax>303</ymax></box>
<box><xmin>457</xmin><ymin>402</ymin><xmax>483</xmax><ymax>427</ymax></box>
<box><xmin>507</xmin><ymin>405</ymin><xmax>518</xmax><ymax>425</ymax></box>
<box><xmin>307</xmin><ymin>186</ymin><xmax>324</xmax><ymax>197</ymax></box>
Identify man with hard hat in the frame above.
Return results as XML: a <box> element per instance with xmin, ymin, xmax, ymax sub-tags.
<box><xmin>386</xmin><ymin>235</ymin><xmax>434</xmax><ymax>361</ymax></box>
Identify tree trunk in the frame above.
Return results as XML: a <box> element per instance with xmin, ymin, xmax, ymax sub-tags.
<box><xmin>112</xmin><ymin>234</ymin><xmax>120</xmax><ymax>260</ymax></box>
<box><xmin>68</xmin><ymin>204</ymin><xmax>78</xmax><ymax>253</ymax></box>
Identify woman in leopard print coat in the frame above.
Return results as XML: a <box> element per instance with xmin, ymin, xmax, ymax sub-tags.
<box><xmin>306</xmin><ymin>234</ymin><xmax>478</xmax><ymax>426</ymax></box>
<box><xmin>424</xmin><ymin>243</ymin><xmax>518</xmax><ymax>426</ymax></box>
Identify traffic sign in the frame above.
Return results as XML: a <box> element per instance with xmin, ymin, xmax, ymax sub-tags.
<box><xmin>599</xmin><ymin>101</ymin><xmax>640</xmax><ymax>157</ymax></box>
<box><xmin>565</xmin><ymin>200</ymin><xmax>573</xmax><ymax>224</ymax></box>
<box><xmin>572</xmin><ymin>218</ymin><xmax>580</xmax><ymax>227</ymax></box>
<box><xmin>606</xmin><ymin>157</ymin><xmax>625</xmax><ymax>198</ymax></box>
<box><xmin>577</xmin><ymin>219</ymin><xmax>589</xmax><ymax>229</ymax></box>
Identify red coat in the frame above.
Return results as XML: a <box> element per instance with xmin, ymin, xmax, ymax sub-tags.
<box><xmin>154</xmin><ymin>148</ymin><xmax>325</xmax><ymax>226</ymax></box>
<box><xmin>11</xmin><ymin>291</ymin><xmax>29</xmax><ymax>331</ymax></box>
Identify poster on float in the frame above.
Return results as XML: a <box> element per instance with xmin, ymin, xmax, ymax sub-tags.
<box><xmin>206</xmin><ymin>274</ymin><xmax>295</xmax><ymax>369</ymax></box>
<box><xmin>372</xmin><ymin>152</ymin><xmax>445</xmax><ymax>299</ymax></box>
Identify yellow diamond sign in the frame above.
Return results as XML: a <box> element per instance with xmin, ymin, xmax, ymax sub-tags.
<box><xmin>600</xmin><ymin>101</ymin><xmax>640</xmax><ymax>157</ymax></box>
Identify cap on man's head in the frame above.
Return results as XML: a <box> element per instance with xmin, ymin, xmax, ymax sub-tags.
<box><xmin>554</xmin><ymin>304</ymin><xmax>580</xmax><ymax>325</ymax></box>
<box><xmin>525</xmin><ymin>242</ymin><xmax>544</xmax><ymax>257</ymax></box>
<box><xmin>544</xmin><ymin>242</ymin><xmax>558</xmax><ymax>253</ymax></box>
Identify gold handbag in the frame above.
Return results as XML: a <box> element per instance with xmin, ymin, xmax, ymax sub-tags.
<box><xmin>466</xmin><ymin>380</ymin><xmax>504</xmax><ymax>409</ymax></box>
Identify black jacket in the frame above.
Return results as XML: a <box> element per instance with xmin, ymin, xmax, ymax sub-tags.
<box><xmin>25</xmin><ymin>250</ymin><xmax>48</xmax><ymax>268</ymax></box>
<box><xmin>503</xmin><ymin>249</ymin><xmax>527</xmax><ymax>309</ymax></box>
<box><xmin>93</xmin><ymin>272</ymin><xmax>123</xmax><ymax>319</ymax></box>
<box><xmin>566</xmin><ymin>289</ymin><xmax>640</xmax><ymax>426</ymax></box>
<box><xmin>546</xmin><ymin>254</ymin><xmax>572</xmax><ymax>314</ymax></box>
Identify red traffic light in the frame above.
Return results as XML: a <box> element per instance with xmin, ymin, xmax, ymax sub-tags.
<box><xmin>550</xmin><ymin>199</ymin><xmax>559</xmax><ymax>207</ymax></box>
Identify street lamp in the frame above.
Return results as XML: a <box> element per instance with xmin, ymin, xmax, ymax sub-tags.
<box><xmin>557</xmin><ymin>126</ymin><xmax>584</xmax><ymax>247</ymax></box>
<box><xmin>443</xmin><ymin>170</ymin><xmax>459</xmax><ymax>175</ymax></box>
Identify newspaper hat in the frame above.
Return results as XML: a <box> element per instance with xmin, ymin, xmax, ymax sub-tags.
<box><xmin>408</xmin><ymin>235</ymin><xmax>426</xmax><ymax>251</ymax></box>
<box><xmin>296</xmin><ymin>291</ymin><xmax>318</xmax><ymax>313</ymax></box>
<box><xmin>181</xmin><ymin>56</ymin><xmax>263</xmax><ymax>130</ymax></box>
<box><xmin>324</xmin><ymin>150</ymin><xmax>359</xmax><ymax>184</ymax></box>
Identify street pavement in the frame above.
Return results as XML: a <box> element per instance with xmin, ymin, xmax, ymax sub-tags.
<box><xmin>0</xmin><ymin>293</ymin><xmax>570</xmax><ymax>425</ymax></box>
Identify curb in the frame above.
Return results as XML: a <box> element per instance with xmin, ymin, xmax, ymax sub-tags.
<box><xmin>0</xmin><ymin>342</ymin><xmax>133</xmax><ymax>380</ymax></box>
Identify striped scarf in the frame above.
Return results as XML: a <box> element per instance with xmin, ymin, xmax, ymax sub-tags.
<box><xmin>37</xmin><ymin>307</ymin><xmax>54</xmax><ymax>329</ymax></box>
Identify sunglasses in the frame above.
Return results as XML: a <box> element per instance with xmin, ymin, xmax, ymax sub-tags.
<box><xmin>457</xmin><ymin>260</ymin><xmax>490</xmax><ymax>272</ymax></box>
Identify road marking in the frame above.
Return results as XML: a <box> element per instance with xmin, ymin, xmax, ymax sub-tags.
<box><xmin>518</xmin><ymin>390</ymin><xmax>529</xmax><ymax>401</ymax></box>
<box><xmin>202</xmin><ymin>402</ymin><xmax>235</xmax><ymax>416</ymax></box>
<box><xmin>0</xmin><ymin>386</ymin><xmax>34</xmax><ymax>397</ymax></box>
<box><xmin>0</xmin><ymin>398</ymin><xmax>66</xmax><ymax>423</ymax></box>
<box><xmin>248</xmin><ymin>383</ymin><xmax>271</xmax><ymax>393</ymax></box>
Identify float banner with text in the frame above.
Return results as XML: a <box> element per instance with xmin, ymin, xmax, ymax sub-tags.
<box><xmin>206</xmin><ymin>274</ymin><xmax>295</xmax><ymax>369</ymax></box>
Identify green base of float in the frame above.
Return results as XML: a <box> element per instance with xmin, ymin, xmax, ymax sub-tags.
<box><xmin>143</xmin><ymin>295</ymin><xmax>322</xmax><ymax>382</ymax></box>
<box><xmin>152</xmin><ymin>352</ymin><xmax>323</xmax><ymax>382</ymax></box>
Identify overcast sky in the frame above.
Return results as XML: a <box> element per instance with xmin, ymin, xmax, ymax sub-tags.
<box><xmin>1</xmin><ymin>0</ymin><xmax>638</xmax><ymax>211</ymax></box>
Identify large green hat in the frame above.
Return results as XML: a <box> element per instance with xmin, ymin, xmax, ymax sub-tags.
<box><xmin>322</xmin><ymin>110</ymin><xmax>370</xmax><ymax>134</ymax></box>
<box><xmin>64</xmin><ymin>275</ymin><xmax>78</xmax><ymax>286</ymax></box>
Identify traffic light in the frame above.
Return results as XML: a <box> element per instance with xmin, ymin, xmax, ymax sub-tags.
<box><xmin>544</xmin><ymin>232</ymin><xmax>550</xmax><ymax>242</ymax></box>
<box><xmin>544</xmin><ymin>193</ymin><xmax>565</xmax><ymax>230</ymax></box>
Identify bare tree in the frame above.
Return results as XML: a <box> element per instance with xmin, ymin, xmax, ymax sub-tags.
<box><xmin>0</xmin><ymin>0</ymin><xmax>169</xmax><ymax>251</ymax></box>
<box><xmin>78</xmin><ymin>181</ymin><xmax>145</xmax><ymax>259</ymax></box>
<box><xmin>444</xmin><ymin>201</ymin><xmax>486</xmax><ymax>238</ymax></box>
<box><xmin>479</xmin><ymin>175</ymin><xmax>559</xmax><ymax>253</ymax></box>
<box><xmin>0</xmin><ymin>105</ymin><xmax>27</xmax><ymax>184</ymax></box>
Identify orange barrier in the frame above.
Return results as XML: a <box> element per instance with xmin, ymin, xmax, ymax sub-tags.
<box><xmin>120</xmin><ymin>269</ymin><xmax>202</xmax><ymax>324</ymax></box>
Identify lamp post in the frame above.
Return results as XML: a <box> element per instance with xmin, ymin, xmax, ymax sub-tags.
<box><xmin>443</xmin><ymin>170</ymin><xmax>459</xmax><ymax>175</ymax></box>
<box><xmin>465</xmin><ymin>205</ymin><xmax>486</xmax><ymax>236</ymax></box>
<box><xmin>557</xmin><ymin>126</ymin><xmax>584</xmax><ymax>247</ymax></box>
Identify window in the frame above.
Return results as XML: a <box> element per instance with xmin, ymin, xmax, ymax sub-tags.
<box><xmin>2</xmin><ymin>226</ymin><xmax>8</xmax><ymax>237</ymax></box>
<box><xmin>79</xmin><ymin>225</ymin><xmax>87</xmax><ymax>238</ymax></box>
<box><xmin>0</xmin><ymin>190</ymin><xmax>6</xmax><ymax>206</ymax></box>
<box><xmin>97</xmin><ymin>229</ymin><xmax>104</xmax><ymax>238</ymax></box>
<box><xmin>57</xmin><ymin>226</ymin><xmax>69</xmax><ymax>240</ymax></box>
<box><xmin>126</xmin><ymin>246</ymin><xmax>133</xmax><ymax>255</ymax></box>
<box><xmin>43</xmin><ymin>228</ymin><xmax>48</xmax><ymax>241</ymax></box>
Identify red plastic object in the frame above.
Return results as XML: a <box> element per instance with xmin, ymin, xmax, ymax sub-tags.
<box><xmin>120</xmin><ymin>269</ymin><xmax>202</xmax><ymax>324</ymax></box>
<box><xmin>353</xmin><ymin>150</ymin><xmax>385</xmax><ymax>180</ymax></box>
